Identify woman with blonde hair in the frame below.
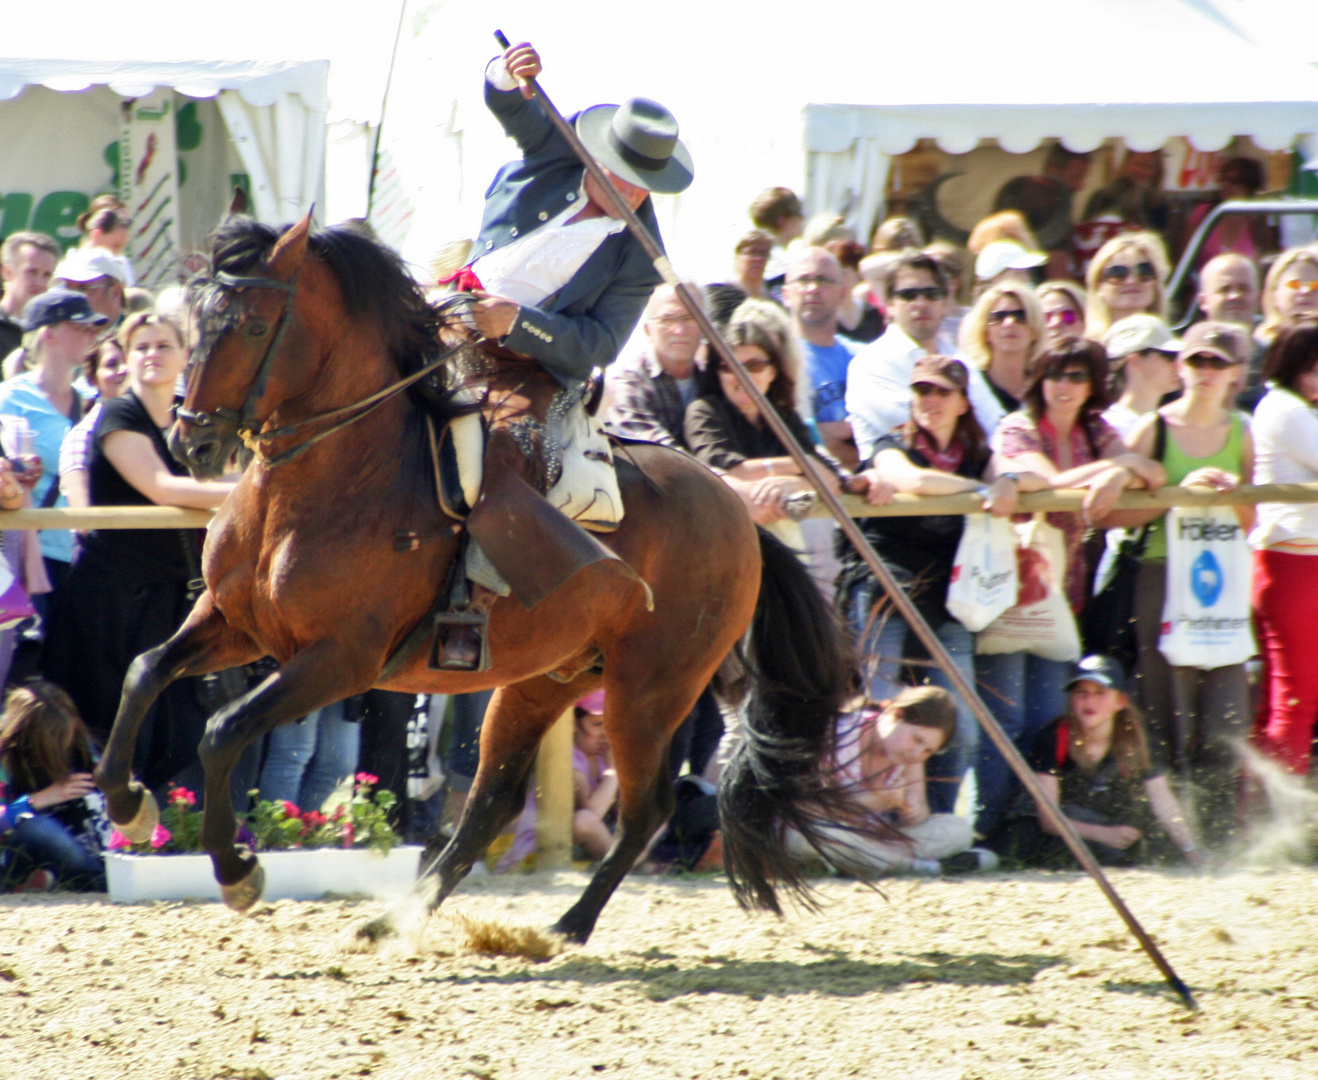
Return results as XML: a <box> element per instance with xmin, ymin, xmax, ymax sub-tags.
<box><xmin>1036</xmin><ymin>281</ymin><xmax>1088</xmax><ymax>349</ymax></box>
<box><xmin>958</xmin><ymin>282</ymin><xmax>1046</xmax><ymax>416</ymax></box>
<box><xmin>1084</xmin><ymin>232</ymin><xmax>1171</xmax><ymax>339</ymax></box>
<box><xmin>967</xmin><ymin>210</ymin><xmax>1039</xmax><ymax>256</ymax></box>
<box><xmin>1256</xmin><ymin>246</ymin><xmax>1318</xmax><ymax>349</ymax></box>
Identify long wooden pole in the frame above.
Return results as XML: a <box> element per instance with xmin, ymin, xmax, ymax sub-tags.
<box><xmin>493</xmin><ymin>30</ymin><xmax>1195</xmax><ymax>1008</ymax></box>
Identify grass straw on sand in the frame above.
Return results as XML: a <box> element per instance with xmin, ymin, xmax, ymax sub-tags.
<box><xmin>450</xmin><ymin>910</ymin><xmax>564</xmax><ymax>961</ymax></box>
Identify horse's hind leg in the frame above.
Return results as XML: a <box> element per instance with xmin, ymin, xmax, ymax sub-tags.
<box><xmin>96</xmin><ymin>593</ymin><xmax>258</xmax><ymax>839</ymax></box>
<box><xmin>550</xmin><ymin>674</ymin><xmax>704</xmax><ymax>944</ymax></box>
<box><xmin>196</xmin><ymin>642</ymin><xmax>377</xmax><ymax>909</ymax></box>
<box><xmin>358</xmin><ymin>676</ymin><xmax>583</xmax><ymax>942</ymax></box>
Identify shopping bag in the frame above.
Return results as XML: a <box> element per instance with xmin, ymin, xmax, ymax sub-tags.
<box><xmin>1158</xmin><ymin>506</ymin><xmax>1255</xmax><ymax>669</ymax></box>
<box><xmin>946</xmin><ymin>514</ymin><xmax>1019</xmax><ymax>632</ymax></box>
<box><xmin>976</xmin><ymin>516</ymin><xmax>1081</xmax><ymax>662</ymax></box>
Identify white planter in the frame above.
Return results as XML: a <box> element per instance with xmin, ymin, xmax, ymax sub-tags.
<box><xmin>105</xmin><ymin>845</ymin><xmax>424</xmax><ymax>904</ymax></box>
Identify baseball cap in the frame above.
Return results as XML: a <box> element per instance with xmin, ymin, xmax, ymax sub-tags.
<box><xmin>1177</xmin><ymin>321</ymin><xmax>1250</xmax><ymax>366</ymax></box>
<box><xmin>20</xmin><ymin>288</ymin><xmax>109</xmax><ymax>332</ymax></box>
<box><xmin>974</xmin><ymin>240</ymin><xmax>1047</xmax><ymax>282</ymax></box>
<box><xmin>1064</xmin><ymin>654</ymin><xmax>1126</xmax><ymax>693</ymax></box>
<box><xmin>910</xmin><ymin>354</ymin><xmax>969</xmax><ymax>392</ymax></box>
<box><xmin>52</xmin><ymin>246</ymin><xmax>128</xmax><ymax>286</ymax></box>
<box><xmin>1103</xmin><ymin>314</ymin><xmax>1181</xmax><ymax>360</ymax></box>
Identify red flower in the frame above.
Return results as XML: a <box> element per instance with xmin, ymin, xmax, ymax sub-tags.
<box><xmin>168</xmin><ymin>785</ymin><xmax>197</xmax><ymax>808</ymax></box>
<box><xmin>280</xmin><ymin>801</ymin><xmax>301</xmax><ymax>819</ymax></box>
<box><xmin>108</xmin><ymin>830</ymin><xmax>132</xmax><ymax>851</ymax></box>
<box><xmin>341</xmin><ymin>821</ymin><xmax>355</xmax><ymax>848</ymax></box>
<box><xmin>149</xmin><ymin>824</ymin><xmax>172</xmax><ymax>849</ymax></box>
<box><xmin>354</xmin><ymin>772</ymin><xmax>379</xmax><ymax>787</ymax></box>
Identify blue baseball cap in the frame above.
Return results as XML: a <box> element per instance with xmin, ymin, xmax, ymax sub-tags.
<box><xmin>20</xmin><ymin>288</ymin><xmax>109</xmax><ymax>333</ymax></box>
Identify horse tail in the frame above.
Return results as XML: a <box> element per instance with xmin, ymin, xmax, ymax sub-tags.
<box><xmin>718</xmin><ymin>526</ymin><xmax>865</xmax><ymax>915</ymax></box>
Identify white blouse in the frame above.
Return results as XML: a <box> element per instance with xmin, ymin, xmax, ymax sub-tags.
<box><xmin>1250</xmin><ymin>385</ymin><xmax>1318</xmax><ymax>550</ymax></box>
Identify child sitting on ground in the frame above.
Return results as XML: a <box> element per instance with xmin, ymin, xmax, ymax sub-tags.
<box><xmin>0</xmin><ymin>681</ymin><xmax>109</xmax><ymax>892</ymax></box>
<box><xmin>572</xmin><ymin>691</ymin><xmax>618</xmax><ymax>860</ymax></box>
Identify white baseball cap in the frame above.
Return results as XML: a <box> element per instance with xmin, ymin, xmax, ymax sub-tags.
<box><xmin>974</xmin><ymin>240</ymin><xmax>1047</xmax><ymax>282</ymax></box>
<box><xmin>52</xmin><ymin>246</ymin><xmax>128</xmax><ymax>286</ymax></box>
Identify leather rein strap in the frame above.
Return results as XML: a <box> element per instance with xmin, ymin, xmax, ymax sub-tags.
<box><xmin>178</xmin><ymin>270</ymin><xmax>470</xmax><ymax>469</ymax></box>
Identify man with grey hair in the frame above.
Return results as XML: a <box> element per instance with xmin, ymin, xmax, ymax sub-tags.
<box><xmin>0</xmin><ymin>232</ymin><xmax>60</xmax><ymax>359</ymax></box>
<box><xmin>604</xmin><ymin>282</ymin><xmax>705</xmax><ymax>449</ymax></box>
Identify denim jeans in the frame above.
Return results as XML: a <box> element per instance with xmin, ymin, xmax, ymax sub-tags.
<box><xmin>972</xmin><ymin>650</ymin><xmax>1070</xmax><ymax>836</ymax></box>
<box><xmin>848</xmin><ymin>582</ymin><xmax>978</xmax><ymax>816</ymax></box>
<box><xmin>257</xmin><ymin>701</ymin><xmax>359</xmax><ymax>812</ymax></box>
<box><xmin>2</xmin><ymin>812</ymin><xmax>105</xmax><ymax>891</ymax></box>
<box><xmin>445</xmin><ymin>690</ymin><xmax>494</xmax><ymax>792</ymax></box>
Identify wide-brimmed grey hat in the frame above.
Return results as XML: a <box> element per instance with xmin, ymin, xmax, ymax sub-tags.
<box><xmin>576</xmin><ymin>98</ymin><xmax>694</xmax><ymax>195</ymax></box>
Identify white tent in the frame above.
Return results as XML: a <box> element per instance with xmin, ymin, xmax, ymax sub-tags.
<box><xmin>0</xmin><ymin>58</ymin><xmax>328</xmax><ymax>278</ymax></box>
<box><xmin>371</xmin><ymin>0</ymin><xmax>1318</xmax><ymax>282</ymax></box>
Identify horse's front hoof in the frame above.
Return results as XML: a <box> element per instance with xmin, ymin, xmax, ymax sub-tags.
<box><xmin>356</xmin><ymin>915</ymin><xmax>397</xmax><ymax>944</ymax></box>
<box><xmin>220</xmin><ymin>861</ymin><xmax>265</xmax><ymax>912</ymax></box>
<box><xmin>113</xmin><ymin>783</ymin><xmax>160</xmax><ymax>844</ymax></box>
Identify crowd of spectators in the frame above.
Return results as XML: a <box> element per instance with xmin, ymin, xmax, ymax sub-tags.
<box><xmin>4</xmin><ymin>143</ymin><xmax>1318</xmax><ymax>890</ymax></box>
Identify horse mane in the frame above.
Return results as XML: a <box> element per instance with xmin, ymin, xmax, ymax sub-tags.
<box><xmin>205</xmin><ymin>216</ymin><xmax>444</xmax><ymax>378</ymax></box>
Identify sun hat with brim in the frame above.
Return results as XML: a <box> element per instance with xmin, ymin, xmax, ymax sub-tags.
<box><xmin>909</xmin><ymin>354</ymin><xmax>969</xmax><ymax>392</ymax></box>
<box><xmin>575</xmin><ymin>98</ymin><xmax>693</xmax><ymax>195</ymax></box>
<box><xmin>1064</xmin><ymin>654</ymin><xmax>1126</xmax><ymax>693</ymax></box>
<box><xmin>21</xmin><ymin>288</ymin><xmax>109</xmax><ymax>332</ymax></box>
<box><xmin>974</xmin><ymin>240</ymin><xmax>1047</xmax><ymax>282</ymax></box>
<box><xmin>1177</xmin><ymin>321</ymin><xmax>1250</xmax><ymax>366</ymax></box>
<box><xmin>1103</xmin><ymin>314</ymin><xmax>1181</xmax><ymax>360</ymax></box>
<box><xmin>52</xmin><ymin>246</ymin><xmax>128</xmax><ymax>286</ymax></box>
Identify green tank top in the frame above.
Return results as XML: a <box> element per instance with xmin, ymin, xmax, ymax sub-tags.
<box><xmin>1143</xmin><ymin>411</ymin><xmax>1245</xmax><ymax>561</ymax></box>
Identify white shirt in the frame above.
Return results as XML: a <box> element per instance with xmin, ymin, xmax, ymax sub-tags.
<box><xmin>845</xmin><ymin>324</ymin><xmax>1006</xmax><ymax>463</ymax></box>
<box><xmin>472</xmin><ymin>187</ymin><xmax>626</xmax><ymax>307</ymax></box>
<box><xmin>1250</xmin><ymin>386</ymin><xmax>1318</xmax><ymax>549</ymax></box>
<box><xmin>1101</xmin><ymin>402</ymin><xmax>1145</xmax><ymax>441</ymax></box>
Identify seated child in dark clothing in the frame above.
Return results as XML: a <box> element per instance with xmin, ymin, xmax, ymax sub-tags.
<box><xmin>990</xmin><ymin>655</ymin><xmax>1206</xmax><ymax>868</ymax></box>
<box><xmin>0</xmin><ymin>681</ymin><xmax>109</xmax><ymax>891</ymax></box>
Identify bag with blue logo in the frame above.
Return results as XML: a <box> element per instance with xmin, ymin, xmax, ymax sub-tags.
<box><xmin>1158</xmin><ymin>506</ymin><xmax>1255</xmax><ymax>669</ymax></box>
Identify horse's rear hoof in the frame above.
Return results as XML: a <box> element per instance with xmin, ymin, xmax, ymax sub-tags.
<box><xmin>113</xmin><ymin>783</ymin><xmax>160</xmax><ymax>844</ymax></box>
<box><xmin>356</xmin><ymin>915</ymin><xmax>397</xmax><ymax>944</ymax></box>
<box><xmin>221</xmin><ymin>861</ymin><xmax>265</xmax><ymax>912</ymax></box>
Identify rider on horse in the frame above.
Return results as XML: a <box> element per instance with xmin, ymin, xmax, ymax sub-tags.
<box><xmin>435</xmin><ymin>41</ymin><xmax>694</xmax><ymax>670</ymax></box>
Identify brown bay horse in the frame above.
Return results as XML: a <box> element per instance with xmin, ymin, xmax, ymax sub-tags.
<box><xmin>94</xmin><ymin>213</ymin><xmax>860</xmax><ymax>943</ymax></box>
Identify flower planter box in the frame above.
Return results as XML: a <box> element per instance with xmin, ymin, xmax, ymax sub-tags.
<box><xmin>105</xmin><ymin>845</ymin><xmax>424</xmax><ymax>904</ymax></box>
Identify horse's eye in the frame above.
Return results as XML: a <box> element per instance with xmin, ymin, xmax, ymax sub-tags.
<box><xmin>245</xmin><ymin>320</ymin><xmax>270</xmax><ymax>338</ymax></box>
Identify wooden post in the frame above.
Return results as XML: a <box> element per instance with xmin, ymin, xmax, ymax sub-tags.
<box><xmin>534</xmin><ymin>707</ymin><xmax>575</xmax><ymax>871</ymax></box>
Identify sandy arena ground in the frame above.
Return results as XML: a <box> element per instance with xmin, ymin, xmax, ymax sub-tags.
<box><xmin>1</xmin><ymin>866</ymin><xmax>1316</xmax><ymax>1079</ymax></box>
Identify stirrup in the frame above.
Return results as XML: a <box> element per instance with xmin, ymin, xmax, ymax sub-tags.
<box><xmin>431</xmin><ymin>617</ymin><xmax>490</xmax><ymax>673</ymax></box>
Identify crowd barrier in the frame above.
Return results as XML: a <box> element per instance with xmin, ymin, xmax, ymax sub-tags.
<box><xmin>14</xmin><ymin>482</ymin><xmax>1318</xmax><ymax>871</ymax></box>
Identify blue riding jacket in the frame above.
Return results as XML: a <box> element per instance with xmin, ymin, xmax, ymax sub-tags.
<box><xmin>474</xmin><ymin>78</ymin><xmax>665</xmax><ymax>388</ymax></box>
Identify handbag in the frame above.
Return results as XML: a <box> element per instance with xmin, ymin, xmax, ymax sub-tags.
<box><xmin>1079</xmin><ymin>415</ymin><xmax>1166</xmax><ymax>673</ymax></box>
<box><xmin>1158</xmin><ymin>505</ymin><xmax>1256</xmax><ymax>669</ymax></box>
<box><xmin>946</xmin><ymin>513</ymin><xmax>1019</xmax><ymax>632</ymax></box>
<box><xmin>976</xmin><ymin>515</ymin><xmax>1082</xmax><ymax>662</ymax></box>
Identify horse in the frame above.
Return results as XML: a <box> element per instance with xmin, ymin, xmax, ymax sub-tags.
<box><xmin>93</xmin><ymin>212</ymin><xmax>864</xmax><ymax>943</ymax></box>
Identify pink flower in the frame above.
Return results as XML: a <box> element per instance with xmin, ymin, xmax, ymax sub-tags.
<box><xmin>354</xmin><ymin>772</ymin><xmax>378</xmax><ymax>787</ymax></box>
<box><xmin>108</xmin><ymin>830</ymin><xmax>132</xmax><ymax>851</ymax></box>
<box><xmin>341</xmin><ymin>821</ymin><xmax>355</xmax><ymax>848</ymax></box>
<box><xmin>149</xmin><ymin>824</ymin><xmax>172</xmax><ymax>850</ymax></box>
<box><xmin>281</xmin><ymin>801</ymin><xmax>301</xmax><ymax>819</ymax></box>
<box><xmin>168</xmin><ymin>786</ymin><xmax>197</xmax><ymax>808</ymax></box>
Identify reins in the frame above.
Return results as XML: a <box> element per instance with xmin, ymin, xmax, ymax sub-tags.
<box><xmin>179</xmin><ymin>269</ymin><xmax>470</xmax><ymax>469</ymax></box>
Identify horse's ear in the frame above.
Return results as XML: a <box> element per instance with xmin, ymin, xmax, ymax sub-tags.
<box><xmin>227</xmin><ymin>186</ymin><xmax>249</xmax><ymax>217</ymax></box>
<box><xmin>268</xmin><ymin>211</ymin><xmax>313</xmax><ymax>280</ymax></box>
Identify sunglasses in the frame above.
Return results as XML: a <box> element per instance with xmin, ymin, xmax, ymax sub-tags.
<box><xmin>719</xmin><ymin>358</ymin><xmax>774</xmax><ymax>374</ymax></box>
<box><xmin>911</xmin><ymin>382</ymin><xmax>957</xmax><ymax>397</ymax></box>
<box><xmin>1183</xmin><ymin>353</ymin><xmax>1239</xmax><ymax>370</ymax></box>
<box><xmin>892</xmin><ymin>286</ymin><xmax>948</xmax><ymax>302</ymax></box>
<box><xmin>1044</xmin><ymin>369</ymin><xmax>1092</xmax><ymax>384</ymax></box>
<box><xmin>1044</xmin><ymin>308</ymin><xmax>1079</xmax><ymax>325</ymax></box>
<box><xmin>1283</xmin><ymin>279</ymin><xmax>1318</xmax><ymax>294</ymax></box>
<box><xmin>1101</xmin><ymin>261</ymin><xmax>1157</xmax><ymax>284</ymax></box>
<box><xmin>987</xmin><ymin>308</ymin><xmax>1027</xmax><ymax>325</ymax></box>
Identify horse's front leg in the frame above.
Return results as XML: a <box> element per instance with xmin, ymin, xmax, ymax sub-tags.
<box><xmin>196</xmin><ymin>641</ymin><xmax>376</xmax><ymax>911</ymax></box>
<box><xmin>96</xmin><ymin>592</ymin><xmax>258</xmax><ymax>840</ymax></box>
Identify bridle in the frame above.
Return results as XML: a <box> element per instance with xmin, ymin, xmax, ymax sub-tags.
<box><xmin>177</xmin><ymin>269</ymin><xmax>468</xmax><ymax>469</ymax></box>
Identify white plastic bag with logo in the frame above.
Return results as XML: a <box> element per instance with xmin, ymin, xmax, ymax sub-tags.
<box><xmin>976</xmin><ymin>516</ymin><xmax>1081</xmax><ymax>662</ymax></box>
<box><xmin>1158</xmin><ymin>506</ymin><xmax>1255</xmax><ymax>669</ymax></box>
<box><xmin>946</xmin><ymin>514</ymin><xmax>1019</xmax><ymax>632</ymax></box>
